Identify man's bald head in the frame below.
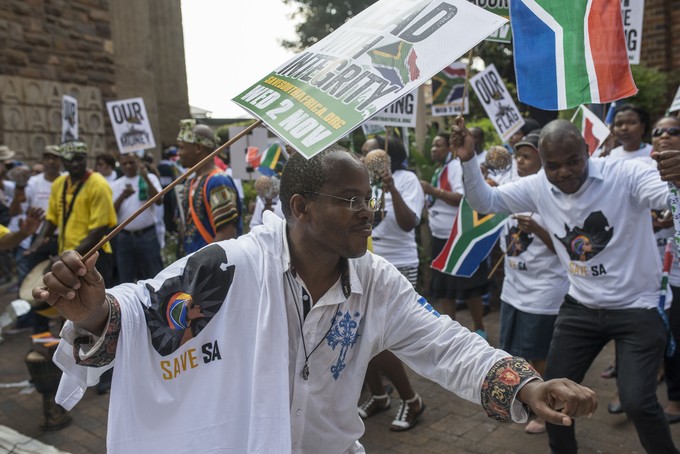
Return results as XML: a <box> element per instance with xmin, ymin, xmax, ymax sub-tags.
<box><xmin>538</xmin><ymin>119</ymin><xmax>587</xmax><ymax>157</ymax></box>
<box><xmin>537</xmin><ymin>120</ymin><xmax>589</xmax><ymax>194</ymax></box>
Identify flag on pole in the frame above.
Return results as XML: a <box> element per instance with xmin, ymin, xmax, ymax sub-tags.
<box><xmin>571</xmin><ymin>105</ymin><xmax>610</xmax><ymax>156</ymax></box>
<box><xmin>246</xmin><ymin>143</ymin><xmax>282</xmax><ymax>176</ymax></box>
<box><xmin>431</xmin><ymin>198</ymin><xmax>508</xmax><ymax>277</ymax></box>
<box><xmin>510</xmin><ymin>0</ymin><xmax>637</xmax><ymax>110</ymax></box>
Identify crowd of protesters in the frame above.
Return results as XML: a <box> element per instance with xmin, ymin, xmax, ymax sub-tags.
<box><xmin>2</xmin><ymin>104</ymin><xmax>680</xmax><ymax>453</ymax></box>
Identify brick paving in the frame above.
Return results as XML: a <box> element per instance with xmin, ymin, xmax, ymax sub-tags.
<box><xmin>1</xmin><ymin>280</ymin><xmax>680</xmax><ymax>453</ymax></box>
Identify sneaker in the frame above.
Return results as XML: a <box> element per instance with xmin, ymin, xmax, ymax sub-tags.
<box><xmin>474</xmin><ymin>329</ymin><xmax>488</xmax><ymax>341</ymax></box>
<box><xmin>358</xmin><ymin>394</ymin><xmax>391</xmax><ymax>419</ymax></box>
<box><xmin>390</xmin><ymin>394</ymin><xmax>425</xmax><ymax>432</ymax></box>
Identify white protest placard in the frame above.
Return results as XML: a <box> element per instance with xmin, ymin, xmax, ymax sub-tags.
<box><xmin>233</xmin><ymin>0</ymin><xmax>507</xmax><ymax>159</ymax></box>
<box><xmin>61</xmin><ymin>95</ymin><xmax>78</xmax><ymax>142</ymax></box>
<box><xmin>621</xmin><ymin>0</ymin><xmax>644</xmax><ymax>65</ymax></box>
<box><xmin>431</xmin><ymin>62</ymin><xmax>469</xmax><ymax>116</ymax></box>
<box><xmin>670</xmin><ymin>86</ymin><xmax>680</xmax><ymax>113</ymax></box>
<box><xmin>467</xmin><ymin>0</ymin><xmax>510</xmax><ymax>43</ymax></box>
<box><xmin>470</xmin><ymin>64</ymin><xmax>524</xmax><ymax>142</ymax></box>
<box><xmin>365</xmin><ymin>90</ymin><xmax>418</xmax><ymax>127</ymax></box>
<box><xmin>228</xmin><ymin>125</ymin><xmax>269</xmax><ymax>180</ymax></box>
<box><xmin>106</xmin><ymin>97</ymin><xmax>156</xmax><ymax>154</ymax></box>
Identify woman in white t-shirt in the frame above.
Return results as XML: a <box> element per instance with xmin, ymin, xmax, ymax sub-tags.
<box><xmin>358</xmin><ymin>136</ymin><xmax>426</xmax><ymax>432</ymax></box>
<box><xmin>420</xmin><ymin>133</ymin><xmax>489</xmax><ymax>338</ymax></box>
<box><xmin>609</xmin><ymin>103</ymin><xmax>653</xmax><ymax>160</ymax></box>
<box><xmin>650</xmin><ymin>116</ymin><xmax>680</xmax><ymax>424</ymax></box>
<box><xmin>497</xmin><ymin>131</ymin><xmax>569</xmax><ymax>434</ymax></box>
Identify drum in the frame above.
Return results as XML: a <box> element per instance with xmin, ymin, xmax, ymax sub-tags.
<box><xmin>19</xmin><ymin>259</ymin><xmax>59</xmax><ymax>318</ymax></box>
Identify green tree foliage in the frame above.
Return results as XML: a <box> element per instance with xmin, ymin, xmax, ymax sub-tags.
<box><xmin>282</xmin><ymin>0</ymin><xmax>372</xmax><ymax>50</ymax></box>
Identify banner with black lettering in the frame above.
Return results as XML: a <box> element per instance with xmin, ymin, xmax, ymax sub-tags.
<box><xmin>106</xmin><ymin>97</ymin><xmax>156</xmax><ymax>154</ymax></box>
<box><xmin>365</xmin><ymin>90</ymin><xmax>418</xmax><ymax>127</ymax></box>
<box><xmin>233</xmin><ymin>0</ymin><xmax>507</xmax><ymax>159</ymax></box>
<box><xmin>62</xmin><ymin>95</ymin><xmax>78</xmax><ymax>142</ymax></box>
<box><xmin>470</xmin><ymin>64</ymin><xmax>524</xmax><ymax>142</ymax></box>
<box><xmin>621</xmin><ymin>0</ymin><xmax>644</xmax><ymax>65</ymax></box>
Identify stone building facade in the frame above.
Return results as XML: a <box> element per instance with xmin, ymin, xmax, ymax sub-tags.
<box><xmin>0</xmin><ymin>0</ymin><xmax>189</xmax><ymax>163</ymax></box>
<box><xmin>640</xmin><ymin>0</ymin><xmax>680</xmax><ymax>74</ymax></box>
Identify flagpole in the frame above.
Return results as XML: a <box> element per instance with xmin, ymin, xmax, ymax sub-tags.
<box><xmin>83</xmin><ymin>119</ymin><xmax>264</xmax><ymax>261</ymax></box>
<box><xmin>451</xmin><ymin>49</ymin><xmax>474</xmax><ymax>161</ymax></box>
<box><xmin>460</xmin><ymin>48</ymin><xmax>474</xmax><ymax>115</ymax></box>
<box><xmin>569</xmin><ymin>105</ymin><xmax>581</xmax><ymax>123</ymax></box>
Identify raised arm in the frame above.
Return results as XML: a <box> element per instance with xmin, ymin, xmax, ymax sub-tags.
<box><xmin>452</xmin><ymin>117</ymin><xmax>535</xmax><ymax>215</ymax></box>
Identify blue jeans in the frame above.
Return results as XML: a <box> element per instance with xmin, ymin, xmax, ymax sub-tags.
<box><xmin>545</xmin><ymin>296</ymin><xmax>678</xmax><ymax>454</ymax></box>
<box><xmin>116</xmin><ymin>226</ymin><xmax>163</xmax><ymax>283</ymax></box>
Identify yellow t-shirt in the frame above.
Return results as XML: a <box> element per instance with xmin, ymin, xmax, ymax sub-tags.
<box><xmin>47</xmin><ymin>172</ymin><xmax>117</xmax><ymax>254</ymax></box>
<box><xmin>0</xmin><ymin>224</ymin><xmax>8</xmax><ymax>238</ymax></box>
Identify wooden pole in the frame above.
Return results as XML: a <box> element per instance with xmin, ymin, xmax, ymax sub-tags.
<box><xmin>83</xmin><ymin>119</ymin><xmax>263</xmax><ymax>261</ymax></box>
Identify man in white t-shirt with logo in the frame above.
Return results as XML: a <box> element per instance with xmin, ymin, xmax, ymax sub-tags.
<box><xmin>111</xmin><ymin>152</ymin><xmax>163</xmax><ymax>283</ymax></box>
<box><xmin>453</xmin><ymin>118</ymin><xmax>679</xmax><ymax>454</ymax></box>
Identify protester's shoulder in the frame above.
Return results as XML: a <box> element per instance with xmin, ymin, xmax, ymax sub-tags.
<box><xmin>597</xmin><ymin>155</ymin><xmax>657</xmax><ymax>176</ymax></box>
<box><xmin>52</xmin><ymin>174</ymin><xmax>69</xmax><ymax>188</ymax></box>
<box><xmin>26</xmin><ymin>173</ymin><xmax>41</xmax><ymax>188</ymax></box>
<box><xmin>354</xmin><ymin>250</ymin><xmax>406</xmax><ymax>282</ymax></box>
<box><xmin>207</xmin><ymin>172</ymin><xmax>237</xmax><ymax>189</ymax></box>
<box><xmin>393</xmin><ymin>168</ymin><xmax>421</xmax><ymax>186</ymax></box>
<box><xmin>87</xmin><ymin>171</ymin><xmax>110</xmax><ymax>187</ymax></box>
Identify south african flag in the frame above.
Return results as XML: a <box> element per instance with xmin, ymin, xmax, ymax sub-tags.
<box><xmin>431</xmin><ymin>198</ymin><xmax>508</xmax><ymax>277</ymax></box>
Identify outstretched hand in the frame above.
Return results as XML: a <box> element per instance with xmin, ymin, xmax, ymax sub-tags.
<box><xmin>517</xmin><ymin>378</ymin><xmax>597</xmax><ymax>427</ymax></box>
<box><xmin>32</xmin><ymin>250</ymin><xmax>109</xmax><ymax>333</ymax></box>
<box><xmin>449</xmin><ymin>116</ymin><xmax>476</xmax><ymax>162</ymax></box>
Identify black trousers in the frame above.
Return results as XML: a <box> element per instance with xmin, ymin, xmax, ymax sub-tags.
<box><xmin>545</xmin><ymin>297</ymin><xmax>678</xmax><ymax>454</ymax></box>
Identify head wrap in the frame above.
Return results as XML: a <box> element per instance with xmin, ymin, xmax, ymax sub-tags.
<box><xmin>58</xmin><ymin>141</ymin><xmax>88</xmax><ymax>161</ymax></box>
<box><xmin>176</xmin><ymin>119</ymin><xmax>217</xmax><ymax>149</ymax></box>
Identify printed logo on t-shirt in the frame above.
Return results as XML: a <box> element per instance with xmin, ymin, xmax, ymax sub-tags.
<box><xmin>554</xmin><ymin>211</ymin><xmax>613</xmax><ymax>262</ymax></box>
<box><xmin>142</xmin><ymin>244</ymin><xmax>233</xmax><ymax>357</ymax></box>
<box><xmin>504</xmin><ymin>227</ymin><xmax>533</xmax><ymax>257</ymax></box>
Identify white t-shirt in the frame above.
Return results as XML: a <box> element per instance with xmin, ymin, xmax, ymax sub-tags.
<box><xmin>111</xmin><ymin>174</ymin><xmax>162</xmax><ymax>232</ymax></box>
<box><xmin>462</xmin><ymin>155</ymin><xmax>670</xmax><ymax>310</ymax></box>
<box><xmin>98</xmin><ymin>171</ymin><xmax>118</xmax><ymax>187</ymax></box>
<box><xmin>609</xmin><ymin>143</ymin><xmax>653</xmax><ymax>160</ymax></box>
<box><xmin>428</xmin><ymin>159</ymin><xmax>464</xmax><ymax>239</ymax></box>
<box><xmin>607</xmin><ymin>146</ymin><xmax>679</xmax><ymax>293</ymax></box>
<box><xmin>26</xmin><ymin>173</ymin><xmax>58</xmax><ymax>212</ymax></box>
<box><xmin>500</xmin><ymin>213</ymin><xmax>569</xmax><ymax>315</ymax></box>
<box><xmin>55</xmin><ymin>213</ymin><xmax>528</xmax><ymax>454</ymax></box>
<box><xmin>371</xmin><ymin>170</ymin><xmax>425</xmax><ymax>268</ymax></box>
<box><xmin>249</xmin><ymin>196</ymin><xmax>284</xmax><ymax>229</ymax></box>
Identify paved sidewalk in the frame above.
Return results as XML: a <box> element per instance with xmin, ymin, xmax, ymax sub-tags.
<box><xmin>1</xmin><ymin>283</ymin><xmax>679</xmax><ymax>453</ymax></box>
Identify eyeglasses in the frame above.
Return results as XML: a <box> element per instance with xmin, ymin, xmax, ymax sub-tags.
<box><xmin>652</xmin><ymin>127</ymin><xmax>680</xmax><ymax>138</ymax></box>
<box><xmin>304</xmin><ymin>192</ymin><xmax>381</xmax><ymax>212</ymax></box>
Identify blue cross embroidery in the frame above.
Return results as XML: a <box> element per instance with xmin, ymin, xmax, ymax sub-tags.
<box><xmin>326</xmin><ymin>310</ymin><xmax>361</xmax><ymax>380</ymax></box>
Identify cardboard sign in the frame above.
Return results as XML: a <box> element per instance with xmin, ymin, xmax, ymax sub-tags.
<box><xmin>61</xmin><ymin>95</ymin><xmax>78</xmax><ymax>142</ymax></box>
<box><xmin>365</xmin><ymin>90</ymin><xmax>418</xmax><ymax>127</ymax></box>
<box><xmin>232</xmin><ymin>0</ymin><xmax>507</xmax><ymax>159</ymax></box>
<box><xmin>670</xmin><ymin>86</ymin><xmax>680</xmax><ymax>113</ymax></box>
<box><xmin>470</xmin><ymin>64</ymin><xmax>524</xmax><ymax>142</ymax></box>
<box><xmin>106</xmin><ymin>97</ymin><xmax>156</xmax><ymax>154</ymax></box>
<box><xmin>621</xmin><ymin>0</ymin><xmax>644</xmax><ymax>65</ymax></box>
<box><xmin>431</xmin><ymin>62</ymin><xmax>469</xmax><ymax>116</ymax></box>
<box><xmin>467</xmin><ymin>0</ymin><xmax>510</xmax><ymax>43</ymax></box>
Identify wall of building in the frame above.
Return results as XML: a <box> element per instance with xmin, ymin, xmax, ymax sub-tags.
<box><xmin>0</xmin><ymin>0</ymin><xmax>189</xmax><ymax>162</ymax></box>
